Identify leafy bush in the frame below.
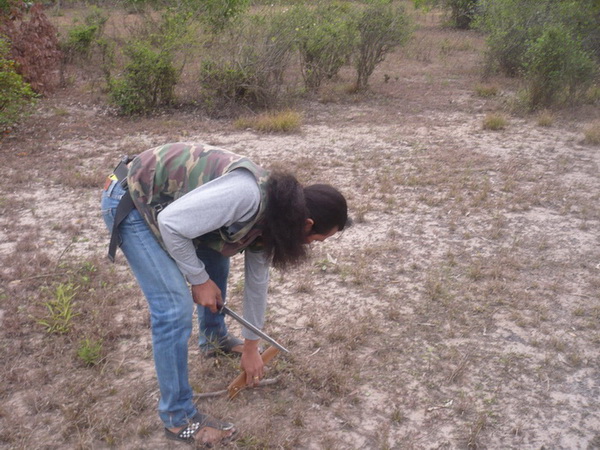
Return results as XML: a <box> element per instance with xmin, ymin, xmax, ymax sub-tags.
<box><xmin>0</xmin><ymin>37</ymin><xmax>35</xmax><ymax>132</ymax></box>
<box><xmin>197</xmin><ymin>0</ymin><xmax>250</xmax><ymax>32</ymax></box>
<box><xmin>354</xmin><ymin>0</ymin><xmax>411</xmax><ymax>90</ymax></box>
<box><xmin>291</xmin><ymin>2</ymin><xmax>357</xmax><ymax>90</ymax></box>
<box><xmin>62</xmin><ymin>7</ymin><xmax>108</xmax><ymax>60</ymax></box>
<box><xmin>524</xmin><ymin>25</ymin><xmax>596</xmax><ymax>108</ymax></box>
<box><xmin>109</xmin><ymin>42</ymin><xmax>178</xmax><ymax>115</ymax></box>
<box><xmin>0</xmin><ymin>0</ymin><xmax>61</xmax><ymax>94</ymax></box>
<box><xmin>475</xmin><ymin>0</ymin><xmax>551</xmax><ymax>76</ymax></box>
<box><xmin>414</xmin><ymin>0</ymin><xmax>479</xmax><ymax>29</ymax></box>
<box><xmin>198</xmin><ymin>13</ymin><xmax>295</xmax><ymax>113</ymax></box>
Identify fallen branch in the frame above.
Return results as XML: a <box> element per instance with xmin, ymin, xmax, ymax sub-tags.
<box><xmin>194</xmin><ymin>376</ymin><xmax>282</xmax><ymax>399</ymax></box>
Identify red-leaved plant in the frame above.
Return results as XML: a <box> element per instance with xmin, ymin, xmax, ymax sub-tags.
<box><xmin>0</xmin><ymin>0</ymin><xmax>61</xmax><ymax>94</ymax></box>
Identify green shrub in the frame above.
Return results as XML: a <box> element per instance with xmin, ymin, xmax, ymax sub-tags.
<box><xmin>109</xmin><ymin>41</ymin><xmax>178</xmax><ymax>115</ymax></box>
<box><xmin>525</xmin><ymin>25</ymin><xmax>596</xmax><ymax>108</ymax></box>
<box><xmin>62</xmin><ymin>7</ymin><xmax>108</xmax><ymax>60</ymax></box>
<box><xmin>414</xmin><ymin>0</ymin><xmax>479</xmax><ymax>29</ymax></box>
<box><xmin>354</xmin><ymin>0</ymin><xmax>411</xmax><ymax>90</ymax></box>
<box><xmin>0</xmin><ymin>38</ymin><xmax>35</xmax><ymax>132</ymax></box>
<box><xmin>197</xmin><ymin>0</ymin><xmax>250</xmax><ymax>32</ymax></box>
<box><xmin>477</xmin><ymin>0</ymin><xmax>600</xmax><ymax>77</ymax></box>
<box><xmin>291</xmin><ymin>2</ymin><xmax>357</xmax><ymax>90</ymax></box>
<box><xmin>198</xmin><ymin>13</ymin><xmax>295</xmax><ymax>113</ymax></box>
<box><xmin>199</xmin><ymin>59</ymin><xmax>255</xmax><ymax>104</ymax></box>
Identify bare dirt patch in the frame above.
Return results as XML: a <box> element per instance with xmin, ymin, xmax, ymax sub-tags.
<box><xmin>1</xmin><ymin>7</ymin><xmax>600</xmax><ymax>450</ymax></box>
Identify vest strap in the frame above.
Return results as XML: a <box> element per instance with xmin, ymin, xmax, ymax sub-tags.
<box><xmin>107</xmin><ymin>190</ymin><xmax>134</xmax><ymax>262</ymax></box>
<box><xmin>107</xmin><ymin>155</ymin><xmax>136</xmax><ymax>262</ymax></box>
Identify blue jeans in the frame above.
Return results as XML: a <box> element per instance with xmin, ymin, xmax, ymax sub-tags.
<box><xmin>101</xmin><ymin>180</ymin><xmax>230</xmax><ymax>428</ymax></box>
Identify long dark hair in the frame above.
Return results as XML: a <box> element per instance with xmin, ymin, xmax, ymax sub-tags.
<box><xmin>263</xmin><ymin>172</ymin><xmax>348</xmax><ymax>270</ymax></box>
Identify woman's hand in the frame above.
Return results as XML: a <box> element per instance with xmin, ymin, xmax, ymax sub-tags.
<box><xmin>191</xmin><ymin>280</ymin><xmax>222</xmax><ymax>312</ymax></box>
<box><xmin>241</xmin><ymin>339</ymin><xmax>264</xmax><ymax>386</ymax></box>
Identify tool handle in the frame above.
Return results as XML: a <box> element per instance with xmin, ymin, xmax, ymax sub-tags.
<box><xmin>227</xmin><ymin>346</ymin><xmax>280</xmax><ymax>399</ymax></box>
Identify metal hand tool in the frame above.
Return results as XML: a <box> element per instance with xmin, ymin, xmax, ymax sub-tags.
<box><xmin>218</xmin><ymin>301</ymin><xmax>290</xmax><ymax>354</ymax></box>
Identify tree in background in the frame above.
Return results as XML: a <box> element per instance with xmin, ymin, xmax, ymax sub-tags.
<box><xmin>0</xmin><ymin>0</ymin><xmax>61</xmax><ymax>94</ymax></box>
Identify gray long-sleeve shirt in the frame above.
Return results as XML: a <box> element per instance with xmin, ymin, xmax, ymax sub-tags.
<box><xmin>157</xmin><ymin>169</ymin><xmax>269</xmax><ymax>340</ymax></box>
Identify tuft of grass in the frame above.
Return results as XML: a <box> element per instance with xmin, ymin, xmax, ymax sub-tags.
<box><xmin>36</xmin><ymin>283</ymin><xmax>80</xmax><ymax>334</ymax></box>
<box><xmin>474</xmin><ymin>84</ymin><xmax>499</xmax><ymax>98</ymax></box>
<box><xmin>536</xmin><ymin>110</ymin><xmax>554</xmax><ymax>127</ymax></box>
<box><xmin>583</xmin><ymin>120</ymin><xmax>600</xmax><ymax>145</ymax></box>
<box><xmin>234</xmin><ymin>109</ymin><xmax>302</xmax><ymax>133</ymax></box>
<box><xmin>77</xmin><ymin>338</ymin><xmax>104</xmax><ymax>366</ymax></box>
<box><xmin>482</xmin><ymin>113</ymin><xmax>508</xmax><ymax>131</ymax></box>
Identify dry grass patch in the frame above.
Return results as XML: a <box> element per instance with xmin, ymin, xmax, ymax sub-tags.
<box><xmin>482</xmin><ymin>113</ymin><xmax>508</xmax><ymax>130</ymax></box>
<box><xmin>234</xmin><ymin>109</ymin><xmax>302</xmax><ymax>133</ymax></box>
<box><xmin>583</xmin><ymin>120</ymin><xmax>600</xmax><ymax>145</ymax></box>
<box><xmin>536</xmin><ymin>109</ymin><xmax>555</xmax><ymax>127</ymax></box>
<box><xmin>474</xmin><ymin>84</ymin><xmax>499</xmax><ymax>98</ymax></box>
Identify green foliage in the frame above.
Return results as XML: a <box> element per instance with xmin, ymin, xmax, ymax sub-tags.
<box><xmin>197</xmin><ymin>13</ymin><xmax>295</xmax><ymax>113</ymax></box>
<box><xmin>62</xmin><ymin>7</ymin><xmax>108</xmax><ymax>59</ymax></box>
<box><xmin>110</xmin><ymin>42</ymin><xmax>177</xmax><ymax>115</ymax></box>
<box><xmin>475</xmin><ymin>0</ymin><xmax>551</xmax><ymax>76</ymax></box>
<box><xmin>0</xmin><ymin>38</ymin><xmax>35</xmax><ymax>132</ymax></box>
<box><xmin>197</xmin><ymin>0</ymin><xmax>250</xmax><ymax>32</ymax></box>
<box><xmin>77</xmin><ymin>338</ymin><xmax>104</xmax><ymax>366</ymax></box>
<box><xmin>414</xmin><ymin>0</ymin><xmax>479</xmax><ymax>29</ymax></box>
<box><xmin>354</xmin><ymin>0</ymin><xmax>411</xmax><ymax>90</ymax></box>
<box><xmin>524</xmin><ymin>25</ymin><xmax>596</xmax><ymax>108</ymax></box>
<box><xmin>36</xmin><ymin>283</ymin><xmax>80</xmax><ymax>334</ymax></box>
<box><xmin>291</xmin><ymin>2</ymin><xmax>357</xmax><ymax>90</ymax></box>
<box><xmin>198</xmin><ymin>57</ymin><xmax>267</xmax><ymax>111</ymax></box>
<box><xmin>476</xmin><ymin>0</ymin><xmax>599</xmax><ymax>107</ymax></box>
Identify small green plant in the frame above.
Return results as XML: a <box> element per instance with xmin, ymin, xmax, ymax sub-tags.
<box><xmin>482</xmin><ymin>113</ymin><xmax>507</xmax><ymax>130</ymax></box>
<box><xmin>234</xmin><ymin>109</ymin><xmax>302</xmax><ymax>133</ymax></box>
<box><xmin>36</xmin><ymin>283</ymin><xmax>80</xmax><ymax>334</ymax></box>
<box><xmin>0</xmin><ymin>38</ymin><xmax>36</xmax><ymax>132</ymax></box>
<box><xmin>77</xmin><ymin>338</ymin><xmax>103</xmax><ymax>366</ymax></box>
<box><xmin>583</xmin><ymin>120</ymin><xmax>600</xmax><ymax>145</ymax></box>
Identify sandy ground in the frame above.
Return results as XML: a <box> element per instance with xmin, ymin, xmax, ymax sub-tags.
<box><xmin>1</xmin><ymin>9</ymin><xmax>600</xmax><ymax>450</ymax></box>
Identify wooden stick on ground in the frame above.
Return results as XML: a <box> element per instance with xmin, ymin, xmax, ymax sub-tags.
<box><xmin>194</xmin><ymin>376</ymin><xmax>282</xmax><ymax>399</ymax></box>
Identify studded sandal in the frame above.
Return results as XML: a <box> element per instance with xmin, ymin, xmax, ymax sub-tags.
<box><xmin>164</xmin><ymin>412</ymin><xmax>237</xmax><ymax>445</ymax></box>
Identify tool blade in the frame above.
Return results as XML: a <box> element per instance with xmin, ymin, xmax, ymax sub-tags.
<box><xmin>222</xmin><ymin>306</ymin><xmax>290</xmax><ymax>354</ymax></box>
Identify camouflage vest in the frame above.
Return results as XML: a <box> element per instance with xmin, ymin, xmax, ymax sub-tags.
<box><xmin>127</xmin><ymin>143</ymin><xmax>269</xmax><ymax>256</ymax></box>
